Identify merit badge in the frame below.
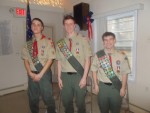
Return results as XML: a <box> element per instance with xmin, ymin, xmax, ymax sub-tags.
<box><xmin>76</xmin><ymin>48</ymin><xmax>79</xmax><ymax>54</ymax></box>
<box><xmin>124</xmin><ymin>56</ymin><xmax>128</xmax><ymax>60</ymax></box>
<box><xmin>116</xmin><ymin>60</ymin><xmax>120</xmax><ymax>73</ymax></box>
<box><xmin>41</xmin><ymin>50</ymin><xmax>44</xmax><ymax>56</ymax></box>
<box><xmin>52</xmin><ymin>51</ymin><xmax>55</xmax><ymax>55</ymax></box>
<box><xmin>76</xmin><ymin>42</ymin><xmax>79</xmax><ymax>45</ymax></box>
<box><xmin>42</xmin><ymin>45</ymin><xmax>45</xmax><ymax>49</ymax></box>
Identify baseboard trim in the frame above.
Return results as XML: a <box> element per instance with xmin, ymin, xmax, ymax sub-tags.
<box><xmin>129</xmin><ymin>103</ymin><xmax>150</xmax><ymax>113</ymax></box>
<box><xmin>0</xmin><ymin>83</ymin><xmax>28</xmax><ymax>96</ymax></box>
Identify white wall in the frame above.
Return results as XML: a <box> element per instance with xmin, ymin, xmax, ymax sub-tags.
<box><xmin>89</xmin><ymin>0</ymin><xmax>150</xmax><ymax>112</ymax></box>
<box><xmin>64</xmin><ymin>0</ymin><xmax>150</xmax><ymax>112</ymax></box>
<box><xmin>0</xmin><ymin>0</ymin><xmax>64</xmax><ymax>95</ymax></box>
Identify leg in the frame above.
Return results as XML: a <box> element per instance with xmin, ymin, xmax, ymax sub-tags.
<box><xmin>61</xmin><ymin>73</ymin><xmax>74</xmax><ymax>113</ymax></box>
<box><xmin>98</xmin><ymin>82</ymin><xmax>110</xmax><ymax>113</ymax></box>
<box><xmin>74</xmin><ymin>75</ymin><xmax>86</xmax><ymax>113</ymax></box>
<box><xmin>109</xmin><ymin>87</ymin><xmax>122</xmax><ymax>113</ymax></box>
<box><xmin>39</xmin><ymin>70</ymin><xmax>56</xmax><ymax>113</ymax></box>
<box><xmin>28</xmin><ymin>77</ymin><xmax>40</xmax><ymax>113</ymax></box>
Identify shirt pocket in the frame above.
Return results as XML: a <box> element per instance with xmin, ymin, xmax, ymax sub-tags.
<box><xmin>38</xmin><ymin>45</ymin><xmax>47</xmax><ymax>59</ymax></box>
<box><xmin>73</xmin><ymin>43</ymin><xmax>82</xmax><ymax>58</ymax></box>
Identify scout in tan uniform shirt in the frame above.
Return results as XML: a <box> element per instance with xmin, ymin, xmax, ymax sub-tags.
<box><xmin>21</xmin><ymin>18</ymin><xmax>56</xmax><ymax>113</ymax></box>
<box><xmin>56</xmin><ymin>15</ymin><xmax>92</xmax><ymax>113</ymax></box>
<box><xmin>91</xmin><ymin>32</ymin><xmax>130</xmax><ymax>113</ymax></box>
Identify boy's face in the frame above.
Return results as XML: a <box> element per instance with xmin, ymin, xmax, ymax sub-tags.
<box><xmin>31</xmin><ymin>20</ymin><xmax>43</xmax><ymax>34</ymax></box>
<box><xmin>103</xmin><ymin>36</ymin><xmax>116</xmax><ymax>50</ymax></box>
<box><xmin>64</xmin><ymin>19</ymin><xmax>75</xmax><ymax>34</ymax></box>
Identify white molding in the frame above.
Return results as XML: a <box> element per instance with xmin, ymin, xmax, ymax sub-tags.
<box><xmin>0</xmin><ymin>0</ymin><xmax>64</xmax><ymax>13</ymax></box>
<box><xmin>0</xmin><ymin>83</ymin><xmax>28</xmax><ymax>96</ymax></box>
<box><xmin>130</xmin><ymin>104</ymin><xmax>150</xmax><ymax>113</ymax></box>
<box><xmin>93</xmin><ymin>3</ymin><xmax>144</xmax><ymax>19</ymax></box>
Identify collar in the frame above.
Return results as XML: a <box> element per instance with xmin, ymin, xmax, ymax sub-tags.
<box><xmin>104</xmin><ymin>49</ymin><xmax>116</xmax><ymax>56</ymax></box>
<box><xmin>65</xmin><ymin>32</ymin><xmax>77</xmax><ymax>39</ymax></box>
<box><xmin>32</xmin><ymin>34</ymin><xmax>45</xmax><ymax>42</ymax></box>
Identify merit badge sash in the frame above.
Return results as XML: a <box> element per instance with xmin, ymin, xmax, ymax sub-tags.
<box><xmin>57</xmin><ymin>39</ymin><xmax>84</xmax><ymax>76</ymax></box>
<box><xmin>27</xmin><ymin>40</ymin><xmax>44</xmax><ymax>72</ymax></box>
<box><xmin>96</xmin><ymin>50</ymin><xmax>122</xmax><ymax>91</ymax></box>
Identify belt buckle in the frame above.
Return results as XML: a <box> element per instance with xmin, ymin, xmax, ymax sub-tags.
<box><xmin>104</xmin><ymin>83</ymin><xmax>112</xmax><ymax>86</ymax></box>
<box><xmin>67</xmin><ymin>72</ymin><xmax>76</xmax><ymax>75</ymax></box>
<box><xmin>32</xmin><ymin>71</ymin><xmax>39</xmax><ymax>74</ymax></box>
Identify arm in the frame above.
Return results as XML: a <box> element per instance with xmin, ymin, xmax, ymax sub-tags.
<box><xmin>34</xmin><ymin>39</ymin><xmax>56</xmax><ymax>81</ymax></box>
<box><xmin>92</xmin><ymin>71</ymin><xmax>99</xmax><ymax>94</ymax></box>
<box><xmin>79</xmin><ymin>57</ymin><xmax>91</xmax><ymax>88</ymax></box>
<box><xmin>34</xmin><ymin>59</ymin><xmax>53</xmax><ymax>81</ymax></box>
<box><xmin>120</xmin><ymin>74</ymin><xmax>128</xmax><ymax>97</ymax></box>
<box><xmin>120</xmin><ymin>54</ymin><xmax>130</xmax><ymax>97</ymax></box>
<box><xmin>57</xmin><ymin>60</ymin><xmax>63</xmax><ymax>89</ymax></box>
<box><xmin>24</xmin><ymin>59</ymin><xmax>36</xmax><ymax>79</ymax></box>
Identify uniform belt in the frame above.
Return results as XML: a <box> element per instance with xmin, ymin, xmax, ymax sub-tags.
<box><xmin>104</xmin><ymin>83</ymin><xmax>112</xmax><ymax>86</ymax></box>
<box><xmin>67</xmin><ymin>72</ymin><xmax>77</xmax><ymax>75</ymax></box>
<box><xmin>32</xmin><ymin>71</ymin><xmax>39</xmax><ymax>74</ymax></box>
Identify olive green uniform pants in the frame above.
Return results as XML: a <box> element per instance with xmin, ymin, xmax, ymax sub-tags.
<box><xmin>98</xmin><ymin>82</ymin><xmax>122</xmax><ymax>113</ymax></box>
<box><xmin>28</xmin><ymin>70</ymin><xmax>56</xmax><ymax>113</ymax></box>
<box><xmin>61</xmin><ymin>72</ymin><xmax>86</xmax><ymax>113</ymax></box>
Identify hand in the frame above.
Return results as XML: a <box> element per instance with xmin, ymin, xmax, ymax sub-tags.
<box><xmin>120</xmin><ymin>87</ymin><xmax>126</xmax><ymax>97</ymax></box>
<box><xmin>58</xmin><ymin>78</ymin><xmax>63</xmax><ymax>90</ymax></box>
<box><xmin>33</xmin><ymin>73</ymin><xmax>42</xmax><ymax>82</ymax></box>
<box><xmin>93</xmin><ymin>84</ymin><xmax>99</xmax><ymax>95</ymax></box>
<box><xmin>29</xmin><ymin>72</ymin><xmax>36</xmax><ymax>80</ymax></box>
<box><xmin>79</xmin><ymin>77</ymin><xmax>86</xmax><ymax>89</ymax></box>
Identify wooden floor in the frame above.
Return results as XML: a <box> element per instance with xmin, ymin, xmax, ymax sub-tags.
<box><xmin>0</xmin><ymin>83</ymin><xmax>130</xmax><ymax>113</ymax></box>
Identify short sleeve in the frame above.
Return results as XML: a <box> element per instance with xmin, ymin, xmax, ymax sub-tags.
<box><xmin>47</xmin><ymin>39</ymin><xmax>56</xmax><ymax>60</ymax></box>
<box><xmin>120</xmin><ymin>55</ymin><xmax>131</xmax><ymax>75</ymax></box>
<box><xmin>91</xmin><ymin>54</ymin><xmax>99</xmax><ymax>72</ymax></box>
<box><xmin>82</xmin><ymin>38</ymin><xmax>92</xmax><ymax>58</ymax></box>
<box><xmin>56</xmin><ymin>44</ymin><xmax>62</xmax><ymax>61</ymax></box>
<box><xmin>21</xmin><ymin>44</ymin><xmax>29</xmax><ymax>60</ymax></box>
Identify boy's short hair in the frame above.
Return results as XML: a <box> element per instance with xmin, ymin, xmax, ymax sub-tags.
<box><xmin>63</xmin><ymin>15</ymin><xmax>76</xmax><ymax>25</ymax></box>
<box><xmin>32</xmin><ymin>18</ymin><xmax>44</xmax><ymax>29</ymax></box>
<box><xmin>102</xmin><ymin>32</ymin><xmax>116</xmax><ymax>41</ymax></box>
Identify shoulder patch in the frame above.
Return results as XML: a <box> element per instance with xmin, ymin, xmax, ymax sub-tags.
<box><xmin>124</xmin><ymin>56</ymin><xmax>128</xmax><ymax>60</ymax></box>
<box><xmin>48</xmin><ymin>38</ymin><xmax>55</xmax><ymax>48</ymax></box>
<box><xmin>121</xmin><ymin>51</ymin><xmax>126</xmax><ymax>55</ymax></box>
<box><xmin>48</xmin><ymin>38</ymin><xmax>52</xmax><ymax>40</ymax></box>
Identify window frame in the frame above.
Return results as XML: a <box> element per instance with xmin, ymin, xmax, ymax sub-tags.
<box><xmin>106</xmin><ymin>11</ymin><xmax>137</xmax><ymax>81</ymax></box>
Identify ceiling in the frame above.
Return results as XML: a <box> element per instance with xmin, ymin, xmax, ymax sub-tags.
<box><xmin>68</xmin><ymin>0</ymin><xmax>92</xmax><ymax>5</ymax></box>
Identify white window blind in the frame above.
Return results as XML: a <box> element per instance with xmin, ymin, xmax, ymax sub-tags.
<box><xmin>107</xmin><ymin>11</ymin><xmax>137</xmax><ymax>81</ymax></box>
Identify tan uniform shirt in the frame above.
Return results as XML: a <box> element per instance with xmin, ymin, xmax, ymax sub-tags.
<box><xmin>56</xmin><ymin>33</ymin><xmax>92</xmax><ymax>72</ymax></box>
<box><xmin>91</xmin><ymin>49</ymin><xmax>130</xmax><ymax>83</ymax></box>
<box><xmin>21</xmin><ymin>35</ymin><xmax>56</xmax><ymax>71</ymax></box>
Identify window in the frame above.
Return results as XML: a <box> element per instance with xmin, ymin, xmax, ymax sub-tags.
<box><xmin>0</xmin><ymin>20</ymin><xmax>13</xmax><ymax>56</ymax></box>
<box><xmin>107</xmin><ymin>11</ymin><xmax>137</xmax><ymax>81</ymax></box>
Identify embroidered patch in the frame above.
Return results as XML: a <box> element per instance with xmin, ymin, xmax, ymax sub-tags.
<box><xmin>42</xmin><ymin>45</ymin><xmax>45</xmax><ymax>49</ymax></box>
<box><xmin>116</xmin><ymin>60</ymin><xmax>120</xmax><ymax>73</ymax></box>
<box><xmin>76</xmin><ymin>42</ymin><xmax>79</xmax><ymax>45</ymax></box>
<box><xmin>57</xmin><ymin>40</ymin><xmax>73</xmax><ymax>59</ymax></box>
<box><xmin>41</xmin><ymin>50</ymin><xmax>44</xmax><ymax>56</ymax></box>
<box><xmin>124</xmin><ymin>56</ymin><xmax>128</xmax><ymax>60</ymax></box>
<box><xmin>76</xmin><ymin>48</ymin><xmax>79</xmax><ymax>54</ymax></box>
<box><xmin>98</xmin><ymin>55</ymin><xmax>115</xmax><ymax>78</ymax></box>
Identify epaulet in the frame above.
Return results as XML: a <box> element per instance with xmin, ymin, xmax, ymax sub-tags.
<box><xmin>117</xmin><ymin>50</ymin><xmax>125</xmax><ymax>55</ymax></box>
<box><xmin>119</xmin><ymin>50</ymin><xmax>128</xmax><ymax>60</ymax></box>
<box><xmin>82</xmin><ymin>36</ymin><xmax>90</xmax><ymax>41</ymax></box>
<box><xmin>120</xmin><ymin>51</ymin><xmax>126</xmax><ymax>55</ymax></box>
<box><xmin>48</xmin><ymin>37</ymin><xmax>52</xmax><ymax>40</ymax></box>
<box><xmin>48</xmin><ymin>38</ymin><xmax>54</xmax><ymax>48</ymax></box>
